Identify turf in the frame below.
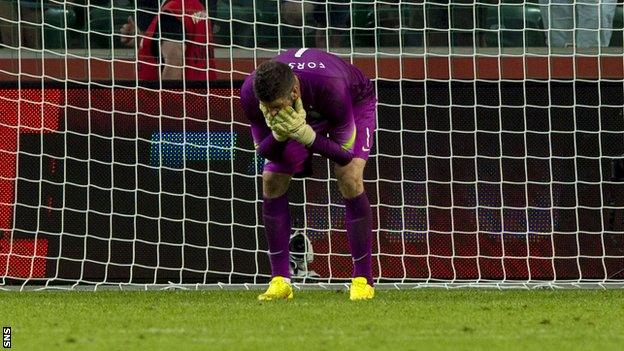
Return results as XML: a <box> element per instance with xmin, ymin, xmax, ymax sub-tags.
<box><xmin>0</xmin><ymin>289</ymin><xmax>622</xmax><ymax>350</ymax></box>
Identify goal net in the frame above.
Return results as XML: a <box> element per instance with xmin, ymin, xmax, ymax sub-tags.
<box><xmin>1</xmin><ymin>0</ymin><xmax>623</xmax><ymax>289</ymax></box>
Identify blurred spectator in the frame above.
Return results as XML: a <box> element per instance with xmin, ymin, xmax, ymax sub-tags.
<box><xmin>539</xmin><ymin>0</ymin><xmax>617</xmax><ymax>48</ymax></box>
<box><xmin>127</xmin><ymin>0</ymin><xmax>217</xmax><ymax>34</ymax></box>
<box><xmin>119</xmin><ymin>0</ymin><xmax>216</xmax><ymax>81</ymax></box>
<box><xmin>280</xmin><ymin>0</ymin><xmax>350</xmax><ymax>48</ymax></box>
<box><xmin>135</xmin><ymin>0</ymin><xmax>159</xmax><ymax>33</ymax></box>
<box><xmin>0</xmin><ymin>0</ymin><xmax>44</xmax><ymax>49</ymax></box>
<box><xmin>0</xmin><ymin>0</ymin><xmax>17</xmax><ymax>47</ymax></box>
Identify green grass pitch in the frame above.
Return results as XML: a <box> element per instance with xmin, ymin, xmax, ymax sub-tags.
<box><xmin>1</xmin><ymin>289</ymin><xmax>623</xmax><ymax>350</ymax></box>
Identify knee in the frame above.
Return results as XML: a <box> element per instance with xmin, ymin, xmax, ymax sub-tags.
<box><xmin>337</xmin><ymin>172</ymin><xmax>364</xmax><ymax>199</ymax></box>
<box><xmin>263</xmin><ymin>172</ymin><xmax>291</xmax><ymax>198</ymax></box>
<box><xmin>335</xmin><ymin>159</ymin><xmax>366</xmax><ymax>199</ymax></box>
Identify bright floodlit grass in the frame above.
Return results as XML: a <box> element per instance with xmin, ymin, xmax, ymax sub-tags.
<box><xmin>1</xmin><ymin>289</ymin><xmax>623</xmax><ymax>350</ymax></box>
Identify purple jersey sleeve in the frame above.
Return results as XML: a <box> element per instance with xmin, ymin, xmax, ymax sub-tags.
<box><xmin>240</xmin><ymin>75</ymin><xmax>267</xmax><ymax>147</ymax></box>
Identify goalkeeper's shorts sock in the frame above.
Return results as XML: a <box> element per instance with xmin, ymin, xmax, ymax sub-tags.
<box><xmin>263</xmin><ymin>193</ymin><xmax>292</xmax><ymax>279</ymax></box>
<box><xmin>345</xmin><ymin>192</ymin><xmax>374</xmax><ymax>286</ymax></box>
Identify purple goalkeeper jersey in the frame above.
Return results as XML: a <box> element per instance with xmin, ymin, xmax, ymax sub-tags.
<box><xmin>240</xmin><ymin>48</ymin><xmax>375</xmax><ymax>148</ymax></box>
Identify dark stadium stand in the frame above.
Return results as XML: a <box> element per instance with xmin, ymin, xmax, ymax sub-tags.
<box><xmin>8</xmin><ymin>0</ymin><xmax>624</xmax><ymax>50</ymax></box>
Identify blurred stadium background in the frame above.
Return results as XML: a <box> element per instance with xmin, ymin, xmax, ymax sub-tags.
<box><xmin>0</xmin><ymin>0</ymin><xmax>623</xmax><ymax>289</ymax></box>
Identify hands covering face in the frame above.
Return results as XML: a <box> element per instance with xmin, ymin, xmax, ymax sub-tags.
<box><xmin>260</xmin><ymin>98</ymin><xmax>316</xmax><ymax>146</ymax></box>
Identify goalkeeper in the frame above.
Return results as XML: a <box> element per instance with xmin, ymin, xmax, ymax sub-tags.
<box><xmin>240</xmin><ymin>48</ymin><xmax>376</xmax><ymax>301</ymax></box>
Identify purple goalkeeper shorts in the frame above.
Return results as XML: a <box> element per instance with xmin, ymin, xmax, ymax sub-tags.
<box><xmin>264</xmin><ymin>98</ymin><xmax>377</xmax><ymax>175</ymax></box>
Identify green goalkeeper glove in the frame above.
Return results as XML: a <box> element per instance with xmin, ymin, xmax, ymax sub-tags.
<box><xmin>273</xmin><ymin>98</ymin><xmax>316</xmax><ymax>146</ymax></box>
<box><xmin>259</xmin><ymin>102</ymin><xmax>289</xmax><ymax>142</ymax></box>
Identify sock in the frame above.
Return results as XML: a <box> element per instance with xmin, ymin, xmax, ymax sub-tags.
<box><xmin>344</xmin><ymin>192</ymin><xmax>374</xmax><ymax>286</ymax></box>
<box><xmin>263</xmin><ymin>193</ymin><xmax>291</xmax><ymax>279</ymax></box>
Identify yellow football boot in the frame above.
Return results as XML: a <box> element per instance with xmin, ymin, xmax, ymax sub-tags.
<box><xmin>258</xmin><ymin>276</ymin><xmax>294</xmax><ymax>301</ymax></box>
<box><xmin>349</xmin><ymin>277</ymin><xmax>374</xmax><ymax>301</ymax></box>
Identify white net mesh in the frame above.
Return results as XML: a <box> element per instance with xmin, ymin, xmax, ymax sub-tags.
<box><xmin>0</xmin><ymin>0</ymin><xmax>623</xmax><ymax>289</ymax></box>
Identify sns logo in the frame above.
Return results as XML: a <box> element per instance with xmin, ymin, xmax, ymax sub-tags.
<box><xmin>2</xmin><ymin>327</ymin><xmax>10</xmax><ymax>349</ymax></box>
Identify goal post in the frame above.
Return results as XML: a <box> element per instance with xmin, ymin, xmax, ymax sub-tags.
<box><xmin>0</xmin><ymin>1</ymin><xmax>623</xmax><ymax>290</ymax></box>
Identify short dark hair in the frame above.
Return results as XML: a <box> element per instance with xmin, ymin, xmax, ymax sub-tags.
<box><xmin>253</xmin><ymin>60</ymin><xmax>295</xmax><ymax>102</ymax></box>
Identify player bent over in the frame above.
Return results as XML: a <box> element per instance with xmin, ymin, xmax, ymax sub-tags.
<box><xmin>240</xmin><ymin>48</ymin><xmax>377</xmax><ymax>300</ymax></box>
